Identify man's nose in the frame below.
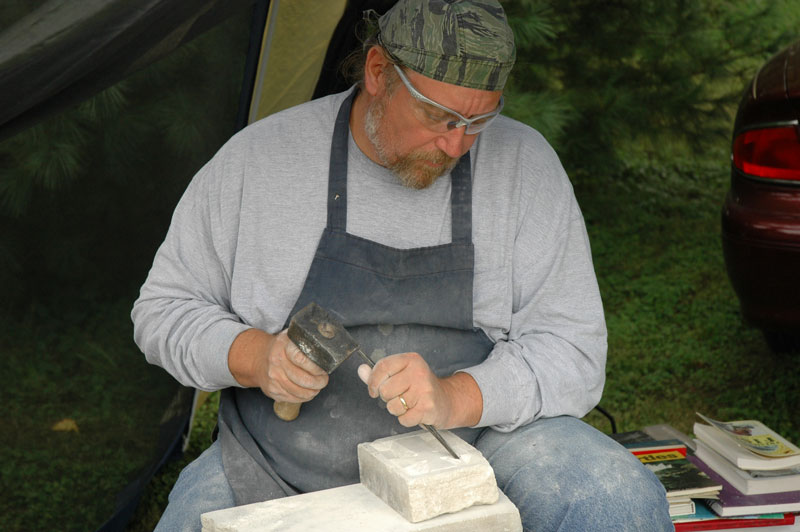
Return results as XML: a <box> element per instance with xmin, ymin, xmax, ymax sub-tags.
<box><xmin>434</xmin><ymin>126</ymin><xmax>473</xmax><ymax>159</ymax></box>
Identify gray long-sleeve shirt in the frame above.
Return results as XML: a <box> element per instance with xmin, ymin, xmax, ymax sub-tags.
<box><xmin>132</xmin><ymin>89</ymin><xmax>607</xmax><ymax>432</ymax></box>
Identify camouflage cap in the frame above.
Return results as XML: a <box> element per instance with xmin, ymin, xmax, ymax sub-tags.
<box><xmin>376</xmin><ymin>0</ymin><xmax>516</xmax><ymax>91</ymax></box>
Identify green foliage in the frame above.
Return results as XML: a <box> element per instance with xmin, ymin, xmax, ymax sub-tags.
<box><xmin>0</xmin><ymin>8</ymin><xmax>250</xmax><ymax>310</ymax></box>
<box><xmin>504</xmin><ymin>0</ymin><xmax>558</xmax><ymax>48</ymax></box>
<box><xmin>503</xmin><ymin>89</ymin><xmax>576</xmax><ymax>146</ymax></box>
<box><xmin>502</xmin><ymin>0</ymin><xmax>800</xmax><ymax>172</ymax></box>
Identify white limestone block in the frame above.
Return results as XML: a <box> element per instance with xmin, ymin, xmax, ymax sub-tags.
<box><xmin>200</xmin><ymin>483</ymin><xmax>521</xmax><ymax>532</ymax></box>
<box><xmin>358</xmin><ymin>430</ymin><xmax>499</xmax><ymax>523</ymax></box>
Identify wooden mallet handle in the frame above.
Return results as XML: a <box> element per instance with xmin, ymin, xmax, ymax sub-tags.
<box><xmin>273</xmin><ymin>401</ymin><xmax>302</xmax><ymax>421</ymax></box>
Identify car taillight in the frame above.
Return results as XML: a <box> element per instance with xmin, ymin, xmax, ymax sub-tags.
<box><xmin>732</xmin><ymin>125</ymin><xmax>800</xmax><ymax>181</ymax></box>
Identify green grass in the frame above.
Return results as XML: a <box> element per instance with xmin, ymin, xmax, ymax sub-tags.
<box><xmin>575</xmin><ymin>160</ymin><xmax>800</xmax><ymax>441</ymax></box>
<box><xmin>0</xmin><ymin>298</ymin><xmax>184</xmax><ymax>531</ymax></box>
<box><xmin>4</xmin><ymin>158</ymin><xmax>798</xmax><ymax>531</ymax></box>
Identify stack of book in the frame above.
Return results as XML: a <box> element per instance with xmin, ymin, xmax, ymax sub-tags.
<box><xmin>616</xmin><ymin>435</ymin><xmax>721</xmax><ymax>517</ymax></box>
<box><xmin>689</xmin><ymin>414</ymin><xmax>800</xmax><ymax>521</ymax></box>
<box><xmin>613</xmin><ymin>418</ymin><xmax>800</xmax><ymax>531</ymax></box>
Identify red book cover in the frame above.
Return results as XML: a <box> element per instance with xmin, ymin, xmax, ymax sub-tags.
<box><xmin>624</xmin><ymin>439</ymin><xmax>689</xmax><ymax>458</ymax></box>
<box><xmin>673</xmin><ymin>500</ymin><xmax>795</xmax><ymax>531</ymax></box>
<box><xmin>674</xmin><ymin>513</ymin><xmax>795</xmax><ymax>531</ymax></box>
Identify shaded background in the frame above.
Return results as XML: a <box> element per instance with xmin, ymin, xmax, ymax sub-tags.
<box><xmin>1</xmin><ymin>1</ymin><xmax>799</xmax><ymax>530</ymax></box>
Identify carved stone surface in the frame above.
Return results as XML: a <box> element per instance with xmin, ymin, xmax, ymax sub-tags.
<box><xmin>358</xmin><ymin>430</ymin><xmax>499</xmax><ymax>523</ymax></box>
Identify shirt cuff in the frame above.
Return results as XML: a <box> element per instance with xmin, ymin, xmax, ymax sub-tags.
<box><xmin>194</xmin><ymin>318</ymin><xmax>252</xmax><ymax>390</ymax></box>
<box><xmin>459</xmin><ymin>352</ymin><xmax>541</xmax><ymax>431</ymax></box>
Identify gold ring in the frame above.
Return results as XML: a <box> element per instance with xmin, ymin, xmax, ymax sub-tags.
<box><xmin>398</xmin><ymin>396</ymin><xmax>409</xmax><ymax>412</ymax></box>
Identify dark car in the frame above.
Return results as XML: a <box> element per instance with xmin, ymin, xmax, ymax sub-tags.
<box><xmin>722</xmin><ymin>39</ymin><xmax>800</xmax><ymax>351</ymax></box>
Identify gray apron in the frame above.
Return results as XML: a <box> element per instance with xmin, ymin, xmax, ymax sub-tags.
<box><xmin>218</xmin><ymin>92</ymin><xmax>494</xmax><ymax>505</ymax></box>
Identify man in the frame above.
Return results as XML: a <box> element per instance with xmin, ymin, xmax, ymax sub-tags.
<box><xmin>132</xmin><ymin>1</ymin><xmax>673</xmax><ymax>530</ymax></box>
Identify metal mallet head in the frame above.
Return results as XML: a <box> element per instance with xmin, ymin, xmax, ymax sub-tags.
<box><xmin>287</xmin><ymin>302</ymin><xmax>360</xmax><ymax>373</ymax></box>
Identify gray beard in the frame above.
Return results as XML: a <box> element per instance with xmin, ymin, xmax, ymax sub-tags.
<box><xmin>363</xmin><ymin>95</ymin><xmax>456</xmax><ymax>190</ymax></box>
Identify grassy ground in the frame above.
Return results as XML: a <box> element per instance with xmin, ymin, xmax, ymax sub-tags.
<box><xmin>576</xmin><ymin>159</ymin><xmax>800</xmax><ymax>441</ymax></box>
<box><xmin>1</xmin><ymin>299</ymin><xmax>182</xmax><ymax>531</ymax></box>
<box><xmin>4</xmin><ymin>158</ymin><xmax>798</xmax><ymax>531</ymax></box>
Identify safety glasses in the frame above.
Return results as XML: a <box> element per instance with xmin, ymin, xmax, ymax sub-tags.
<box><xmin>392</xmin><ymin>64</ymin><xmax>503</xmax><ymax>135</ymax></box>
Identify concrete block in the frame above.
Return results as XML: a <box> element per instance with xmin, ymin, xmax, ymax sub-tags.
<box><xmin>200</xmin><ymin>483</ymin><xmax>522</xmax><ymax>532</ymax></box>
<box><xmin>358</xmin><ymin>430</ymin><xmax>499</xmax><ymax>523</ymax></box>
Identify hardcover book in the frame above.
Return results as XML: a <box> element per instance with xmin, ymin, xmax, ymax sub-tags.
<box><xmin>689</xmin><ymin>455</ymin><xmax>800</xmax><ymax>517</ymax></box>
<box><xmin>624</xmin><ymin>441</ymin><xmax>721</xmax><ymax>500</ymax></box>
<box><xmin>673</xmin><ymin>500</ymin><xmax>795</xmax><ymax>531</ymax></box>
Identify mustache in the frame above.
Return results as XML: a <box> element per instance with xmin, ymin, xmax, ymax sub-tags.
<box><xmin>407</xmin><ymin>150</ymin><xmax>456</xmax><ymax>167</ymax></box>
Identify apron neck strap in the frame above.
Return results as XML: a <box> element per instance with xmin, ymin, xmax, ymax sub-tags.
<box><xmin>449</xmin><ymin>152</ymin><xmax>472</xmax><ymax>243</ymax></box>
<box><xmin>327</xmin><ymin>91</ymin><xmax>354</xmax><ymax>230</ymax></box>
<box><xmin>328</xmin><ymin>90</ymin><xmax>473</xmax><ymax>244</ymax></box>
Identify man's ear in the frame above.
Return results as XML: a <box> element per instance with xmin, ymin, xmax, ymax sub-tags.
<box><xmin>363</xmin><ymin>46</ymin><xmax>390</xmax><ymax>97</ymax></box>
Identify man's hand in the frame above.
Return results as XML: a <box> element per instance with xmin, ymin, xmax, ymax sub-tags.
<box><xmin>357</xmin><ymin>352</ymin><xmax>483</xmax><ymax>429</ymax></box>
<box><xmin>228</xmin><ymin>328</ymin><xmax>328</xmax><ymax>403</ymax></box>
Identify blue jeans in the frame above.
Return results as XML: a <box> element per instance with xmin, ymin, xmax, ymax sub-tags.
<box><xmin>155</xmin><ymin>416</ymin><xmax>672</xmax><ymax>531</ymax></box>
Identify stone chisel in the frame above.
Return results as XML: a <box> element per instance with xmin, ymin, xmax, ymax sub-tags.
<box><xmin>278</xmin><ymin>302</ymin><xmax>460</xmax><ymax>460</ymax></box>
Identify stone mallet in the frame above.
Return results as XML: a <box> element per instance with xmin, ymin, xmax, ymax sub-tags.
<box><xmin>274</xmin><ymin>302</ymin><xmax>459</xmax><ymax>459</ymax></box>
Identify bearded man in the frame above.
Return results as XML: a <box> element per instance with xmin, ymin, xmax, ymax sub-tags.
<box><xmin>132</xmin><ymin>1</ymin><xmax>673</xmax><ymax>530</ymax></box>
